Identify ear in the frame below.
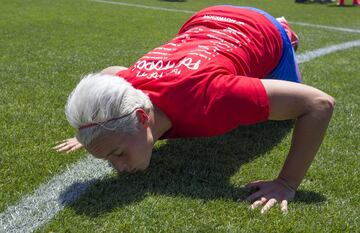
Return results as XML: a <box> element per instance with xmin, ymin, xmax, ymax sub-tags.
<box><xmin>135</xmin><ymin>108</ymin><xmax>150</xmax><ymax>128</ymax></box>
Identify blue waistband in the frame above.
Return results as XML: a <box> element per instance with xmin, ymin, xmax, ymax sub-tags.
<box><xmin>219</xmin><ymin>5</ymin><xmax>301</xmax><ymax>83</ymax></box>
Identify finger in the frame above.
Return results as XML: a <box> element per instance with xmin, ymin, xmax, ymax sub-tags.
<box><xmin>66</xmin><ymin>143</ymin><xmax>83</xmax><ymax>153</ymax></box>
<box><xmin>54</xmin><ymin>138</ymin><xmax>78</xmax><ymax>145</ymax></box>
<box><xmin>56</xmin><ymin>142</ymin><xmax>78</xmax><ymax>152</ymax></box>
<box><xmin>280</xmin><ymin>200</ymin><xmax>288</xmax><ymax>214</ymax></box>
<box><xmin>66</xmin><ymin>141</ymin><xmax>79</xmax><ymax>148</ymax></box>
<box><xmin>66</xmin><ymin>138</ymin><xmax>78</xmax><ymax>144</ymax></box>
<box><xmin>56</xmin><ymin>145</ymin><xmax>72</xmax><ymax>152</ymax></box>
<box><xmin>250</xmin><ymin>197</ymin><xmax>267</xmax><ymax>209</ymax></box>
<box><xmin>52</xmin><ymin>142</ymin><xmax>68</xmax><ymax>150</ymax></box>
<box><xmin>261</xmin><ymin>198</ymin><xmax>277</xmax><ymax>214</ymax></box>
<box><xmin>246</xmin><ymin>191</ymin><xmax>264</xmax><ymax>202</ymax></box>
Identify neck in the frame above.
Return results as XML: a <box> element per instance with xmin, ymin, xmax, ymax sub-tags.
<box><xmin>150</xmin><ymin>105</ymin><xmax>172</xmax><ymax>141</ymax></box>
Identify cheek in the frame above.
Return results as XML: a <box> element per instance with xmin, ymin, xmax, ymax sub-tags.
<box><xmin>130</xmin><ymin>132</ymin><xmax>152</xmax><ymax>155</ymax></box>
<box><xmin>126</xmin><ymin>132</ymin><xmax>153</xmax><ymax>168</ymax></box>
<box><xmin>128</xmin><ymin>143</ymin><xmax>152</xmax><ymax>167</ymax></box>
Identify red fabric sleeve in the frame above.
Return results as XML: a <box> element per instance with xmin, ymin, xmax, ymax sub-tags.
<box><xmin>201</xmin><ymin>74</ymin><xmax>270</xmax><ymax>135</ymax></box>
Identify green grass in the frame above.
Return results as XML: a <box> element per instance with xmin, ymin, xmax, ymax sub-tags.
<box><xmin>0</xmin><ymin>0</ymin><xmax>359</xmax><ymax>232</ymax></box>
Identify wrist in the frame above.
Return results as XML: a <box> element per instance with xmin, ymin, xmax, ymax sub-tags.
<box><xmin>276</xmin><ymin>177</ymin><xmax>297</xmax><ymax>192</ymax></box>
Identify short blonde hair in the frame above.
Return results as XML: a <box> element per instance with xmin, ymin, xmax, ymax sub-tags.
<box><xmin>65</xmin><ymin>73</ymin><xmax>152</xmax><ymax>146</ymax></box>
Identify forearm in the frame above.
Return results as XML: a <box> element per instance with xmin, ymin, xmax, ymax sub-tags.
<box><xmin>260</xmin><ymin>80</ymin><xmax>335</xmax><ymax>190</ymax></box>
<box><xmin>248</xmin><ymin>80</ymin><xmax>335</xmax><ymax>213</ymax></box>
<box><xmin>278</xmin><ymin>105</ymin><xmax>334</xmax><ymax>190</ymax></box>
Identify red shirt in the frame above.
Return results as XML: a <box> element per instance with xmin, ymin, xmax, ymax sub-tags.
<box><xmin>116</xmin><ymin>6</ymin><xmax>283</xmax><ymax>138</ymax></box>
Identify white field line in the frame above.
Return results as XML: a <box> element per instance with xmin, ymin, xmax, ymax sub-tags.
<box><xmin>90</xmin><ymin>0</ymin><xmax>360</xmax><ymax>34</ymax></box>
<box><xmin>1</xmin><ymin>39</ymin><xmax>360</xmax><ymax>233</ymax></box>
<box><xmin>297</xmin><ymin>39</ymin><xmax>360</xmax><ymax>63</ymax></box>
<box><xmin>289</xmin><ymin>21</ymin><xmax>360</xmax><ymax>34</ymax></box>
<box><xmin>90</xmin><ymin>0</ymin><xmax>196</xmax><ymax>14</ymax></box>
<box><xmin>0</xmin><ymin>155</ymin><xmax>112</xmax><ymax>233</ymax></box>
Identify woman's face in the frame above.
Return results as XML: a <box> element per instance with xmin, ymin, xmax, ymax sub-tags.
<box><xmin>86</xmin><ymin>128</ymin><xmax>154</xmax><ymax>173</ymax></box>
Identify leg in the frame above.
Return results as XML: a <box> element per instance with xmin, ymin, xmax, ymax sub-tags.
<box><xmin>276</xmin><ymin>17</ymin><xmax>299</xmax><ymax>51</ymax></box>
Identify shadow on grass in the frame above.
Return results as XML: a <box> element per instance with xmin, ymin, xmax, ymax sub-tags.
<box><xmin>61</xmin><ymin>120</ymin><xmax>326</xmax><ymax>217</ymax></box>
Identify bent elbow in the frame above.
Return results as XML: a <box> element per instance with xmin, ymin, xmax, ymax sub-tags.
<box><xmin>312</xmin><ymin>95</ymin><xmax>335</xmax><ymax>118</ymax></box>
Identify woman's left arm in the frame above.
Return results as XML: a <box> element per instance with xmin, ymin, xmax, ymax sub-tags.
<box><xmin>246</xmin><ymin>79</ymin><xmax>335</xmax><ymax>214</ymax></box>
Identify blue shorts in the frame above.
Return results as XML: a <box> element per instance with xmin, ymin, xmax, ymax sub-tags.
<box><xmin>222</xmin><ymin>6</ymin><xmax>302</xmax><ymax>83</ymax></box>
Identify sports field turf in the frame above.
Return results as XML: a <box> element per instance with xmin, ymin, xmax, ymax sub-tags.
<box><xmin>0</xmin><ymin>0</ymin><xmax>359</xmax><ymax>232</ymax></box>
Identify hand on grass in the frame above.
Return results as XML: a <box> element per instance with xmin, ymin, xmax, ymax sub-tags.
<box><xmin>245</xmin><ymin>178</ymin><xmax>296</xmax><ymax>214</ymax></box>
<box><xmin>53</xmin><ymin>137</ymin><xmax>83</xmax><ymax>153</ymax></box>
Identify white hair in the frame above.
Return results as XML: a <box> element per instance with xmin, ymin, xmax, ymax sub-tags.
<box><xmin>65</xmin><ymin>73</ymin><xmax>153</xmax><ymax>147</ymax></box>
